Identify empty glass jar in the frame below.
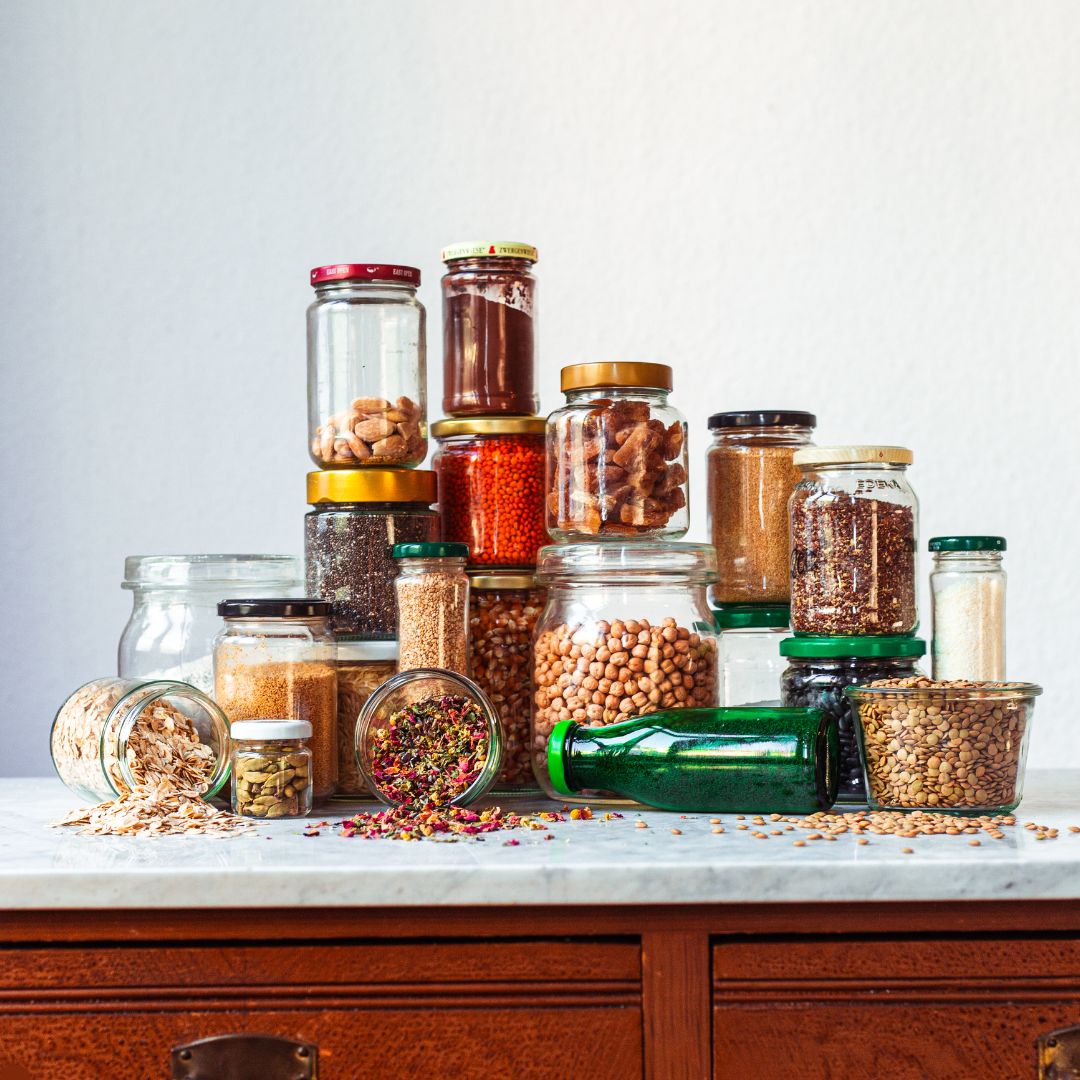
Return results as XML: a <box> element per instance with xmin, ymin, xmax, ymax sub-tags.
<box><xmin>307</xmin><ymin>262</ymin><xmax>427</xmax><ymax>468</ymax></box>
<box><xmin>714</xmin><ymin>604</ymin><xmax>791</xmax><ymax>707</ymax></box>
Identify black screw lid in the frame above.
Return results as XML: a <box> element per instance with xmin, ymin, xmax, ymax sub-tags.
<box><xmin>708</xmin><ymin>410</ymin><xmax>817</xmax><ymax>430</ymax></box>
<box><xmin>217</xmin><ymin>598</ymin><xmax>331</xmax><ymax>618</ymax></box>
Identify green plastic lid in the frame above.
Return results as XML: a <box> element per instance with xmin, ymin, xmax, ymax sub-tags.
<box><xmin>391</xmin><ymin>542</ymin><xmax>470</xmax><ymax>559</ymax></box>
<box><xmin>713</xmin><ymin>604</ymin><xmax>791</xmax><ymax>630</ymax></box>
<box><xmin>547</xmin><ymin>720</ymin><xmax>574</xmax><ymax>796</ymax></box>
<box><xmin>780</xmin><ymin>635</ymin><xmax>927</xmax><ymax>659</ymax></box>
<box><xmin>928</xmin><ymin>536</ymin><xmax>1006</xmax><ymax>552</ymax></box>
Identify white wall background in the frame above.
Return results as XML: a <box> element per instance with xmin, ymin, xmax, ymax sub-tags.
<box><xmin>2</xmin><ymin>1</ymin><xmax>1077</xmax><ymax>777</ymax></box>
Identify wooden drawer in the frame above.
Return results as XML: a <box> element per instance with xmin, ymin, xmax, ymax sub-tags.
<box><xmin>712</xmin><ymin>935</ymin><xmax>1080</xmax><ymax>1080</ymax></box>
<box><xmin>0</xmin><ymin>939</ymin><xmax>642</xmax><ymax>1080</ymax></box>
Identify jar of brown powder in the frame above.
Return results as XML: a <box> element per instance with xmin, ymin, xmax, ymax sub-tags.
<box><xmin>213</xmin><ymin>599</ymin><xmax>338</xmax><ymax>804</ymax></box>
<box><xmin>707</xmin><ymin>411</ymin><xmax>815</xmax><ymax>604</ymax></box>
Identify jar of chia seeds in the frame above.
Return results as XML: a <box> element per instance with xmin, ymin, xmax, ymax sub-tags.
<box><xmin>714</xmin><ymin>604</ymin><xmax>791</xmax><ymax>707</ymax></box>
<box><xmin>307</xmin><ymin>262</ymin><xmax>427</xmax><ymax>468</ymax></box>
<box><xmin>790</xmin><ymin>446</ymin><xmax>919</xmax><ymax>635</ymax></box>
<box><xmin>531</xmin><ymin>541</ymin><xmax>719</xmax><ymax>801</ymax></box>
<box><xmin>431</xmin><ymin>417</ymin><xmax>548</xmax><ymax>568</ymax></box>
<box><xmin>779</xmin><ymin>635</ymin><xmax>927</xmax><ymax>802</ymax></box>
<box><xmin>305</xmin><ymin>469</ymin><xmax>439</xmax><ymax>638</ymax></box>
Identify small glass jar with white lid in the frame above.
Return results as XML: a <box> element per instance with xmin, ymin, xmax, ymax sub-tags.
<box><xmin>231</xmin><ymin>719</ymin><xmax>314</xmax><ymax>819</ymax></box>
<box><xmin>714</xmin><ymin>604</ymin><xmax>791</xmax><ymax>707</ymax></box>
<box><xmin>307</xmin><ymin>262</ymin><xmax>427</xmax><ymax>468</ymax></box>
<box><xmin>929</xmin><ymin>536</ymin><xmax>1006</xmax><ymax>681</ymax></box>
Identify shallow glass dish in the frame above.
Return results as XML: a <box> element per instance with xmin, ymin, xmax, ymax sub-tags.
<box><xmin>846</xmin><ymin>681</ymin><xmax>1042</xmax><ymax>813</ymax></box>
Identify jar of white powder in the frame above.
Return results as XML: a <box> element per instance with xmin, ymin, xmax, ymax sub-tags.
<box><xmin>929</xmin><ymin>536</ymin><xmax>1006</xmax><ymax>681</ymax></box>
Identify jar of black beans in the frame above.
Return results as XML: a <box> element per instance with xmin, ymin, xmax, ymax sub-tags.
<box><xmin>779</xmin><ymin>636</ymin><xmax>927</xmax><ymax>802</ymax></box>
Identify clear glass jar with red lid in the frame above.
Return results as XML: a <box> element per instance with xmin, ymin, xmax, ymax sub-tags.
<box><xmin>307</xmin><ymin>263</ymin><xmax>427</xmax><ymax>468</ymax></box>
<box><xmin>440</xmin><ymin>242</ymin><xmax>538</xmax><ymax>417</ymax></box>
<box><xmin>431</xmin><ymin>417</ymin><xmax>547</xmax><ymax>568</ymax></box>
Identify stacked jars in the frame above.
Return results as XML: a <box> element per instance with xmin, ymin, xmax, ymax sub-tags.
<box><xmin>782</xmin><ymin>445</ymin><xmax>923</xmax><ymax>801</ymax></box>
<box><xmin>303</xmin><ymin>262</ymin><xmax>440</xmax><ymax>798</ymax></box>
<box><xmin>533</xmin><ymin>361</ymin><xmax>718</xmax><ymax>802</ymax></box>
<box><xmin>434</xmin><ymin>243</ymin><xmax>546</xmax><ymax>791</ymax></box>
<box><xmin>706</xmin><ymin>411</ymin><xmax>815</xmax><ymax>706</ymax></box>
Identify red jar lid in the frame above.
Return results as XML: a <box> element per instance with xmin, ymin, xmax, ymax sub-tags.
<box><xmin>310</xmin><ymin>263</ymin><xmax>421</xmax><ymax>286</ymax></box>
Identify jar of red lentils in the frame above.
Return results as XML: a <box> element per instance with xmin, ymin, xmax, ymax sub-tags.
<box><xmin>431</xmin><ymin>417</ymin><xmax>547</xmax><ymax>568</ymax></box>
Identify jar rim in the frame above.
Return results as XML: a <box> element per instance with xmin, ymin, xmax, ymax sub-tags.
<box><xmin>537</xmin><ymin>541</ymin><xmax>717</xmax><ymax>584</ymax></box>
<box><xmin>122</xmin><ymin>554</ymin><xmax>301</xmax><ymax>590</ymax></box>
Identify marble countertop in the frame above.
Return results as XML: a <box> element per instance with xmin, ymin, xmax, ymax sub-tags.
<box><xmin>1</xmin><ymin>772</ymin><xmax>1078</xmax><ymax>909</ymax></box>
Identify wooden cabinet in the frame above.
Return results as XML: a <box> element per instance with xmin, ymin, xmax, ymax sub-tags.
<box><xmin>0</xmin><ymin>902</ymin><xmax>1077</xmax><ymax>1079</ymax></box>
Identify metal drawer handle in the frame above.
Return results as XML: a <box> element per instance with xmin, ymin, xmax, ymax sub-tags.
<box><xmin>172</xmin><ymin>1034</ymin><xmax>318</xmax><ymax>1080</ymax></box>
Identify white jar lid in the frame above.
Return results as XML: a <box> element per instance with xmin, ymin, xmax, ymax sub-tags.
<box><xmin>230</xmin><ymin>719</ymin><xmax>312</xmax><ymax>741</ymax></box>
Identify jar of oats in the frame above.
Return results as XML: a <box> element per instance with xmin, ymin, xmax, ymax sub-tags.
<box><xmin>334</xmin><ymin>639</ymin><xmax>398</xmax><ymax>797</ymax></box>
<box><xmin>392</xmin><ymin>542</ymin><xmax>470</xmax><ymax>675</ymax></box>
<box><xmin>50</xmin><ymin>678</ymin><xmax>231</xmax><ymax>804</ymax></box>
<box><xmin>213</xmin><ymin>599</ymin><xmax>338</xmax><ymax>803</ymax></box>
<box><xmin>468</xmin><ymin>572</ymin><xmax>546</xmax><ymax>790</ymax></box>
<box><xmin>531</xmin><ymin>542</ymin><xmax>719</xmax><ymax>801</ymax></box>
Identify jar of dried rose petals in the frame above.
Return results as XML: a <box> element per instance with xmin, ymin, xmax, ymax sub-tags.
<box><xmin>50</xmin><ymin>678</ymin><xmax>231</xmax><ymax>804</ymax></box>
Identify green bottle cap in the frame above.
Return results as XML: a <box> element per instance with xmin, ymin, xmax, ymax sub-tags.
<box><xmin>928</xmin><ymin>536</ymin><xmax>1006</xmax><ymax>552</ymax></box>
<box><xmin>391</xmin><ymin>542</ymin><xmax>470</xmax><ymax>559</ymax></box>
<box><xmin>713</xmin><ymin>604</ymin><xmax>791</xmax><ymax>630</ymax></box>
<box><xmin>547</xmin><ymin>720</ymin><xmax>575</xmax><ymax>795</ymax></box>
<box><xmin>780</xmin><ymin>635</ymin><xmax>926</xmax><ymax>659</ymax></box>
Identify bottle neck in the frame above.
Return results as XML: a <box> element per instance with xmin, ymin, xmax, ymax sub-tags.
<box><xmin>564</xmin><ymin>386</ymin><xmax>669</xmax><ymax>406</ymax></box>
<box><xmin>313</xmin><ymin>280</ymin><xmax>417</xmax><ymax>299</ymax></box>
<box><xmin>712</xmin><ymin>424</ymin><xmax>814</xmax><ymax>447</ymax></box>
<box><xmin>444</xmin><ymin>256</ymin><xmax>535</xmax><ymax>275</ymax></box>
<box><xmin>395</xmin><ymin>556</ymin><xmax>468</xmax><ymax>575</ymax></box>
<box><xmin>932</xmin><ymin>551</ymin><xmax>1004</xmax><ymax>570</ymax></box>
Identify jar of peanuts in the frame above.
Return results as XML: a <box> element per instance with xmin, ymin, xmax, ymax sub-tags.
<box><xmin>468</xmin><ymin>572</ymin><xmax>547</xmax><ymax>790</ymax></box>
<box><xmin>307</xmin><ymin>263</ymin><xmax>427</xmax><ymax>468</ymax></box>
<box><xmin>546</xmin><ymin>363</ymin><xmax>689</xmax><ymax>540</ymax></box>
<box><xmin>432</xmin><ymin>417</ymin><xmax>547</xmax><ymax>568</ymax></box>
<box><xmin>531</xmin><ymin>542</ymin><xmax>719</xmax><ymax>801</ymax></box>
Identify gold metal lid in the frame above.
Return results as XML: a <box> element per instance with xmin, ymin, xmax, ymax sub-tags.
<box><xmin>793</xmin><ymin>445</ymin><xmax>914</xmax><ymax>468</ymax></box>
<box><xmin>431</xmin><ymin>417</ymin><xmax>546</xmax><ymax>438</ymax></box>
<box><xmin>560</xmin><ymin>362</ymin><xmax>673</xmax><ymax>393</ymax></box>
<box><xmin>306</xmin><ymin>469</ymin><xmax>437</xmax><ymax>504</ymax></box>
<box><xmin>441</xmin><ymin>241</ymin><xmax>538</xmax><ymax>263</ymax></box>
<box><xmin>468</xmin><ymin>571</ymin><xmax>540</xmax><ymax>591</ymax></box>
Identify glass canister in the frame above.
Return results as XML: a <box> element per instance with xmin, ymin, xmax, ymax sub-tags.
<box><xmin>307</xmin><ymin>262</ymin><xmax>427</xmax><ymax>468</ymax></box>
<box><xmin>355</xmin><ymin>668</ymin><xmax>503</xmax><ymax>808</ymax></box>
<box><xmin>780</xmin><ymin>635</ymin><xmax>927</xmax><ymax>802</ymax></box>
<box><xmin>531</xmin><ymin>541</ymin><xmax>719</xmax><ymax>801</ymax></box>
<box><xmin>393</xmin><ymin>542</ymin><xmax>470</xmax><ymax>674</ymax></box>
<box><xmin>431</xmin><ymin>417</ymin><xmax>547</xmax><ymax>568</ymax></box>
<box><xmin>929</xmin><ymin>536</ymin><xmax>1007</xmax><ymax>681</ymax></box>
<box><xmin>230</xmin><ymin>719</ymin><xmax>314</xmax><ymax>819</ymax></box>
<box><xmin>119</xmin><ymin>555</ymin><xmax>302</xmax><ymax>694</ymax></box>
<box><xmin>305</xmin><ymin>469</ymin><xmax>439</xmax><ymax>638</ymax></box>
<box><xmin>440</xmin><ymin>241</ymin><xmax>538</xmax><ymax>417</ymax></box>
<box><xmin>546</xmin><ymin>362</ymin><xmax>689</xmax><ymax>541</ymax></box>
<box><xmin>707</xmin><ymin>410</ymin><xmax>816</xmax><ymax>604</ymax></box>
<box><xmin>51</xmin><ymin>677</ymin><xmax>231</xmax><ymax>803</ymax></box>
<box><xmin>790</xmin><ymin>446</ymin><xmax>918</xmax><ymax>635</ymax></box>
<box><xmin>468</xmin><ymin>571</ymin><xmax>547</xmax><ymax>790</ymax></box>
<box><xmin>714</xmin><ymin>604</ymin><xmax>791</xmax><ymax>707</ymax></box>
<box><xmin>335</xmin><ymin>639</ymin><xmax>398</xmax><ymax>797</ymax></box>
<box><xmin>213</xmin><ymin>599</ymin><xmax>338</xmax><ymax>803</ymax></box>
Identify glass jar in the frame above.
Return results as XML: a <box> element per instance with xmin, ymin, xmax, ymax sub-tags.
<box><xmin>393</xmin><ymin>543</ymin><xmax>470</xmax><ymax>674</ymax></box>
<box><xmin>714</xmin><ymin>604</ymin><xmax>791</xmax><ymax>707</ymax></box>
<box><xmin>230</xmin><ymin>719</ymin><xmax>314</xmax><ymax>819</ymax></box>
<box><xmin>307</xmin><ymin>263</ymin><xmax>427</xmax><ymax>468</ymax></box>
<box><xmin>780</xmin><ymin>635</ymin><xmax>927</xmax><ymax>802</ymax></box>
<box><xmin>213</xmin><ymin>599</ymin><xmax>338</xmax><ymax>803</ymax></box>
<box><xmin>119</xmin><ymin>555</ymin><xmax>301</xmax><ymax>694</ymax></box>
<box><xmin>305</xmin><ymin>469</ymin><xmax>439</xmax><ymax>638</ymax></box>
<box><xmin>51</xmin><ymin>677</ymin><xmax>230</xmax><ymax>803</ymax></box>
<box><xmin>707</xmin><ymin>410</ymin><xmax>816</xmax><ymax>604</ymax></box>
<box><xmin>546</xmin><ymin>363</ymin><xmax>689</xmax><ymax>541</ymax></box>
<box><xmin>531</xmin><ymin>542</ymin><xmax>718</xmax><ymax>801</ymax></box>
<box><xmin>335</xmin><ymin>639</ymin><xmax>398</xmax><ymax>797</ymax></box>
<box><xmin>929</xmin><ymin>536</ymin><xmax>1007</xmax><ymax>681</ymax></box>
<box><xmin>468</xmin><ymin>572</ymin><xmax>547</xmax><ymax>791</ymax></box>
<box><xmin>440</xmin><ymin>241</ymin><xmax>538</xmax><ymax>417</ymax></box>
<box><xmin>355</xmin><ymin>668</ymin><xmax>503</xmax><ymax>807</ymax></box>
<box><xmin>431</xmin><ymin>417</ymin><xmax>548</xmax><ymax>568</ymax></box>
<box><xmin>790</xmin><ymin>446</ymin><xmax>919</xmax><ymax>635</ymax></box>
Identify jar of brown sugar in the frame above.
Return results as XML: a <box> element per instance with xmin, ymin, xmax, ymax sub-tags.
<box><xmin>440</xmin><ymin>242</ymin><xmax>538</xmax><ymax>417</ymax></box>
<box><xmin>790</xmin><ymin>446</ymin><xmax>919</xmax><ymax>636</ymax></box>
<box><xmin>213</xmin><ymin>599</ymin><xmax>338</xmax><ymax>803</ymax></box>
<box><xmin>392</xmin><ymin>542</ymin><xmax>470</xmax><ymax>675</ymax></box>
<box><xmin>707</xmin><ymin>410</ymin><xmax>815</xmax><ymax>604</ymax></box>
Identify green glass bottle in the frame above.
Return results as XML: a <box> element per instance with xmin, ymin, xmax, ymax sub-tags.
<box><xmin>546</xmin><ymin>707</ymin><xmax>838</xmax><ymax>813</ymax></box>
